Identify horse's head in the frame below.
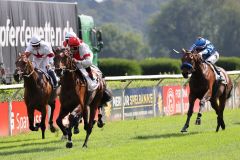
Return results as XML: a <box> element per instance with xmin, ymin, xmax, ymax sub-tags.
<box><xmin>180</xmin><ymin>48</ymin><xmax>202</xmax><ymax>78</ymax></box>
<box><xmin>53</xmin><ymin>48</ymin><xmax>77</xmax><ymax>77</ymax></box>
<box><xmin>14</xmin><ymin>53</ymin><xmax>33</xmax><ymax>82</ymax></box>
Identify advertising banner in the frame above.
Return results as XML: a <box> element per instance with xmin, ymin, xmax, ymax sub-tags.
<box><xmin>124</xmin><ymin>87</ymin><xmax>154</xmax><ymax>119</ymax></box>
<box><xmin>0</xmin><ymin>1</ymin><xmax>78</xmax><ymax>74</ymax></box>
<box><xmin>11</xmin><ymin>101</ymin><xmax>44</xmax><ymax>135</ymax></box>
<box><xmin>104</xmin><ymin>89</ymin><xmax>123</xmax><ymax>121</ymax></box>
<box><xmin>0</xmin><ymin>102</ymin><xmax>9</xmax><ymax>136</ymax></box>
<box><xmin>162</xmin><ymin>85</ymin><xmax>199</xmax><ymax>115</ymax></box>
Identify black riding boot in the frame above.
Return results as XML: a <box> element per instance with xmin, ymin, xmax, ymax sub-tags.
<box><xmin>48</xmin><ymin>69</ymin><xmax>58</xmax><ymax>88</ymax></box>
<box><xmin>86</xmin><ymin>67</ymin><xmax>94</xmax><ymax>80</ymax></box>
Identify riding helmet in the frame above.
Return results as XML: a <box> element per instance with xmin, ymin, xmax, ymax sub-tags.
<box><xmin>194</xmin><ymin>37</ymin><xmax>206</xmax><ymax>49</ymax></box>
<box><xmin>30</xmin><ymin>35</ymin><xmax>41</xmax><ymax>46</ymax></box>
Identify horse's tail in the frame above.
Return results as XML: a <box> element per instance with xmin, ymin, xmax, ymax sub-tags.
<box><xmin>227</xmin><ymin>84</ymin><xmax>233</xmax><ymax>99</ymax></box>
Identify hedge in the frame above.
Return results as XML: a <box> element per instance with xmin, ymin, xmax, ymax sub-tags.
<box><xmin>98</xmin><ymin>58</ymin><xmax>142</xmax><ymax>76</ymax></box>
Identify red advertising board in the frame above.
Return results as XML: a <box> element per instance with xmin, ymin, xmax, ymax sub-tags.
<box><xmin>0</xmin><ymin>102</ymin><xmax>9</xmax><ymax>136</ymax></box>
<box><xmin>11</xmin><ymin>101</ymin><xmax>45</xmax><ymax>135</ymax></box>
<box><xmin>162</xmin><ymin>85</ymin><xmax>199</xmax><ymax>115</ymax></box>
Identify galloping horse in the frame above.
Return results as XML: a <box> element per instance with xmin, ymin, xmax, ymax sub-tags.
<box><xmin>53</xmin><ymin>49</ymin><xmax>105</xmax><ymax>148</ymax></box>
<box><xmin>180</xmin><ymin>49</ymin><xmax>233</xmax><ymax>132</ymax></box>
<box><xmin>14</xmin><ymin>54</ymin><xmax>57</xmax><ymax>139</ymax></box>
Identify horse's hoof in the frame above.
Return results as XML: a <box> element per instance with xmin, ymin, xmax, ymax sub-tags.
<box><xmin>195</xmin><ymin>118</ymin><xmax>201</xmax><ymax>125</ymax></box>
<box><xmin>181</xmin><ymin>128</ymin><xmax>188</xmax><ymax>133</ymax></box>
<box><xmin>216</xmin><ymin>125</ymin><xmax>220</xmax><ymax>132</ymax></box>
<box><xmin>82</xmin><ymin>144</ymin><xmax>88</xmax><ymax>148</ymax></box>
<box><xmin>61</xmin><ymin>135</ymin><xmax>68</xmax><ymax>141</ymax></box>
<box><xmin>181</xmin><ymin>125</ymin><xmax>189</xmax><ymax>133</ymax></box>
<box><xmin>50</xmin><ymin>126</ymin><xmax>56</xmax><ymax>133</ymax></box>
<box><xmin>66</xmin><ymin>141</ymin><xmax>73</xmax><ymax>148</ymax></box>
<box><xmin>97</xmin><ymin>121</ymin><xmax>105</xmax><ymax>128</ymax></box>
<box><xmin>35</xmin><ymin>123</ymin><xmax>41</xmax><ymax>128</ymax></box>
<box><xmin>73</xmin><ymin>128</ymin><xmax>80</xmax><ymax>134</ymax></box>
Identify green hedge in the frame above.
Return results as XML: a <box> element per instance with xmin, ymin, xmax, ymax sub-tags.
<box><xmin>98</xmin><ymin>58</ymin><xmax>142</xmax><ymax>76</ymax></box>
<box><xmin>216</xmin><ymin>57</ymin><xmax>240</xmax><ymax>71</ymax></box>
<box><xmin>139</xmin><ymin>58</ymin><xmax>182</xmax><ymax>75</ymax></box>
<box><xmin>98</xmin><ymin>57</ymin><xmax>239</xmax><ymax>76</ymax></box>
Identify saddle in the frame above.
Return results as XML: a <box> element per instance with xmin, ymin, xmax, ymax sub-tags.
<box><xmin>35</xmin><ymin>68</ymin><xmax>55</xmax><ymax>88</ymax></box>
<box><xmin>206</xmin><ymin>62</ymin><xmax>227</xmax><ymax>84</ymax></box>
<box><xmin>79</xmin><ymin>68</ymin><xmax>99</xmax><ymax>92</ymax></box>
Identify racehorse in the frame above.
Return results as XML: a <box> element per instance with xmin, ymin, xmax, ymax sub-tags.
<box><xmin>53</xmin><ymin>48</ymin><xmax>105</xmax><ymax>148</ymax></box>
<box><xmin>14</xmin><ymin>54</ymin><xmax>57</xmax><ymax>139</ymax></box>
<box><xmin>180</xmin><ymin>49</ymin><xmax>233</xmax><ymax>132</ymax></box>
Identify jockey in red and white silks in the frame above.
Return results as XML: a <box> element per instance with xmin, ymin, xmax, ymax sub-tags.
<box><xmin>67</xmin><ymin>36</ymin><xmax>97</xmax><ymax>80</ymax></box>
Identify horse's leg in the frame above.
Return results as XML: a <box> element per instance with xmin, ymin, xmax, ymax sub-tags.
<box><xmin>56</xmin><ymin>110</ymin><xmax>69</xmax><ymax>140</ymax></box>
<box><xmin>73</xmin><ymin>116</ymin><xmax>80</xmax><ymax>134</ymax></box>
<box><xmin>65</xmin><ymin>114</ymin><xmax>74</xmax><ymax>148</ymax></box>
<box><xmin>210</xmin><ymin>98</ymin><xmax>221</xmax><ymax>132</ymax></box>
<box><xmin>217</xmin><ymin>95</ymin><xmax>227</xmax><ymax>131</ymax></box>
<box><xmin>27</xmin><ymin>107</ymin><xmax>38</xmax><ymax>131</ymax></box>
<box><xmin>195</xmin><ymin>90</ymin><xmax>212</xmax><ymax>125</ymax></box>
<box><xmin>181</xmin><ymin>95</ymin><xmax>196</xmax><ymax>132</ymax></box>
<box><xmin>39</xmin><ymin>106</ymin><xmax>47</xmax><ymax>139</ymax></box>
<box><xmin>66</xmin><ymin>113</ymin><xmax>81</xmax><ymax>148</ymax></box>
<box><xmin>82</xmin><ymin>103</ymin><xmax>98</xmax><ymax>148</ymax></box>
<box><xmin>48</xmin><ymin>100</ymin><xmax>56</xmax><ymax>133</ymax></box>
<box><xmin>73</xmin><ymin>104</ymin><xmax>81</xmax><ymax>135</ymax></box>
<box><xmin>97</xmin><ymin>105</ymin><xmax>105</xmax><ymax>128</ymax></box>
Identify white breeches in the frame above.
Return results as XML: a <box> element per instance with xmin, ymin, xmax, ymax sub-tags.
<box><xmin>205</xmin><ymin>52</ymin><xmax>219</xmax><ymax>64</ymax></box>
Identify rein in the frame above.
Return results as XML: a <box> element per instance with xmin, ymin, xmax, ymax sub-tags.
<box><xmin>23</xmin><ymin>69</ymin><xmax>35</xmax><ymax>77</ymax></box>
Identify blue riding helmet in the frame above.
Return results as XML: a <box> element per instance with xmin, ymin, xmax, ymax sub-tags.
<box><xmin>194</xmin><ymin>37</ymin><xmax>206</xmax><ymax>49</ymax></box>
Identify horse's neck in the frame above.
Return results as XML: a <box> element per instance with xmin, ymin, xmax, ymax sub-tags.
<box><xmin>61</xmin><ymin>71</ymin><xmax>79</xmax><ymax>88</ymax></box>
<box><xmin>23</xmin><ymin>68</ymin><xmax>39</xmax><ymax>89</ymax></box>
<box><xmin>191</xmin><ymin>63</ymin><xmax>209</xmax><ymax>82</ymax></box>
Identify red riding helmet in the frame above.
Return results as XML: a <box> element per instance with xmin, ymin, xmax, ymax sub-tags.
<box><xmin>68</xmin><ymin>37</ymin><xmax>80</xmax><ymax>47</ymax></box>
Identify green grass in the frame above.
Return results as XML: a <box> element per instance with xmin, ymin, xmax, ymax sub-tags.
<box><xmin>0</xmin><ymin>108</ymin><xmax>240</xmax><ymax>160</ymax></box>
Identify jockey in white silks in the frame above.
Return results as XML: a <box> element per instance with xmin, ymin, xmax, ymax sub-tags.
<box><xmin>24</xmin><ymin>35</ymin><xmax>58</xmax><ymax>87</ymax></box>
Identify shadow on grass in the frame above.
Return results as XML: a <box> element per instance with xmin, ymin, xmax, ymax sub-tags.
<box><xmin>0</xmin><ymin>146</ymin><xmax>61</xmax><ymax>156</ymax></box>
<box><xmin>0</xmin><ymin>139</ymin><xmax>63</xmax><ymax>150</ymax></box>
<box><xmin>133</xmin><ymin>131</ymin><xmax>199</xmax><ymax>140</ymax></box>
<box><xmin>0</xmin><ymin>137</ymin><xmax>40</xmax><ymax>144</ymax></box>
<box><xmin>232</xmin><ymin>122</ymin><xmax>240</xmax><ymax>125</ymax></box>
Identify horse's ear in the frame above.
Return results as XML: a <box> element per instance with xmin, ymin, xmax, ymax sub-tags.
<box><xmin>182</xmin><ymin>48</ymin><xmax>186</xmax><ymax>53</ymax></box>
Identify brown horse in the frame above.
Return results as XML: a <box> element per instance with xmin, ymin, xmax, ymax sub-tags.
<box><xmin>180</xmin><ymin>49</ymin><xmax>233</xmax><ymax>132</ymax></box>
<box><xmin>53</xmin><ymin>49</ymin><xmax>105</xmax><ymax>148</ymax></box>
<box><xmin>14</xmin><ymin>54</ymin><xmax>57</xmax><ymax>139</ymax></box>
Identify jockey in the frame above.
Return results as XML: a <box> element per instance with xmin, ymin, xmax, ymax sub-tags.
<box><xmin>67</xmin><ymin>36</ymin><xmax>95</xmax><ymax>80</ymax></box>
<box><xmin>63</xmin><ymin>31</ymin><xmax>77</xmax><ymax>48</ymax></box>
<box><xmin>67</xmin><ymin>36</ymin><xmax>112</xmax><ymax>103</ymax></box>
<box><xmin>24</xmin><ymin>35</ymin><xmax>58</xmax><ymax>87</ymax></box>
<box><xmin>190</xmin><ymin>37</ymin><xmax>224</xmax><ymax>81</ymax></box>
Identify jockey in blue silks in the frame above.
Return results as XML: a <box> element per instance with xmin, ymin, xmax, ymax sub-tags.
<box><xmin>189</xmin><ymin>37</ymin><xmax>224</xmax><ymax>81</ymax></box>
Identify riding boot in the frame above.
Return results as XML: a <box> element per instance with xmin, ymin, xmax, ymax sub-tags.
<box><xmin>48</xmin><ymin>69</ymin><xmax>58</xmax><ymax>88</ymax></box>
<box><xmin>86</xmin><ymin>67</ymin><xmax>94</xmax><ymax>80</ymax></box>
<box><xmin>213</xmin><ymin>65</ymin><xmax>224</xmax><ymax>81</ymax></box>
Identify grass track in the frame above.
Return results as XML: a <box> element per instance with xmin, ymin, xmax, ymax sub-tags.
<box><xmin>0</xmin><ymin>108</ymin><xmax>240</xmax><ymax>160</ymax></box>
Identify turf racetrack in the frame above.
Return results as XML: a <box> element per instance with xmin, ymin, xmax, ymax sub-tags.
<box><xmin>0</xmin><ymin>108</ymin><xmax>240</xmax><ymax>160</ymax></box>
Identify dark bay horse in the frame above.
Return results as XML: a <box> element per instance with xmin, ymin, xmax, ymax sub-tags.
<box><xmin>14</xmin><ymin>54</ymin><xmax>57</xmax><ymax>139</ymax></box>
<box><xmin>53</xmin><ymin>49</ymin><xmax>104</xmax><ymax>148</ymax></box>
<box><xmin>180</xmin><ymin>49</ymin><xmax>233</xmax><ymax>132</ymax></box>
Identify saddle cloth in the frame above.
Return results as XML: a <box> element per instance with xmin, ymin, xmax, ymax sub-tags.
<box><xmin>80</xmin><ymin>68</ymin><xmax>99</xmax><ymax>91</ymax></box>
<box><xmin>207</xmin><ymin>63</ymin><xmax>227</xmax><ymax>84</ymax></box>
<box><xmin>35</xmin><ymin>68</ymin><xmax>55</xmax><ymax>87</ymax></box>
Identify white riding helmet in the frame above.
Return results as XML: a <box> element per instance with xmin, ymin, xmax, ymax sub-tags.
<box><xmin>30</xmin><ymin>35</ymin><xmax>41</xmax><ymax>46</ymax></box>
<box><xmin>65</xmin><ymin>31</ymin><xmax>77</xmax><ymax>41</ymax></box>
